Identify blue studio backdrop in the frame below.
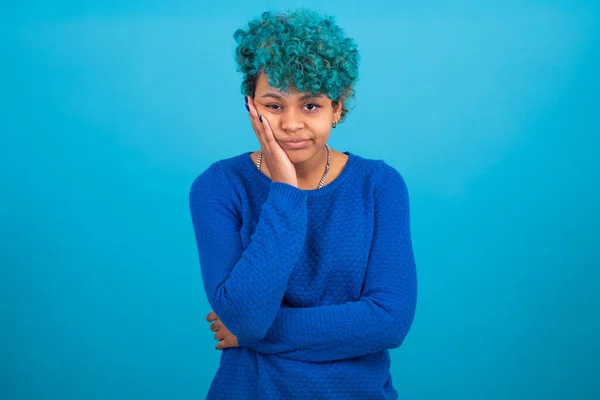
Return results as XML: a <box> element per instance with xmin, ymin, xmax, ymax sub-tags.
<box><xmin>1</xmin><ymin>1</ymin><xmax>599</xmax><ymax>399</ymax></box>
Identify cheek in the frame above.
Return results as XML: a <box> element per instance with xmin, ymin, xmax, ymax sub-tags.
<box><xmin>311</xmin><ymin>117</ymin><xmax>334</xmax><ymax>132</ymax></box>
<box><xmin>254</xmin><ymin>107</ymin><xmax>279</xmax><ymax>124</ymax></box>
<box><xmin>265</xmin><ymin>112</ymin><xmax>333</xmax><ymax>134</ymax></box>
<box><xmin>264</xmin><ymin>114</ymin><xmax>281</xmax><ymax>127</ymax></box>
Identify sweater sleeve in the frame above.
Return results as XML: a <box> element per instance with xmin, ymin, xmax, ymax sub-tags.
<box><xmin>189</xmin><ymin>163</ymin><xmax>308</xmax><ymax>343</ymax></box>
<box><xmin>237</xmin><ymin>163</ymin><xmax>417</xmax><ymax>362</ymax></box>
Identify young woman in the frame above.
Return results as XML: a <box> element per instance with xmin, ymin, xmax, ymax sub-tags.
<box><xmin>189</xmin><ymin>9</ymin><xmax>417</xmax><ymax>399</ymax></box>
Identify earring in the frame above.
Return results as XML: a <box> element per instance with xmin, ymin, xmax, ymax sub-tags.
<box><xmin>332</xmin><ymin>122</ymin><xmax>337</xmax><ymax>128</ymax></box>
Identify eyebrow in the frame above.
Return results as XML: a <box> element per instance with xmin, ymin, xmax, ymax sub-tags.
<box><xmin>261</xmin><ymin>92</ymin><xmax>325</xmax><ymax>101</ymax></box>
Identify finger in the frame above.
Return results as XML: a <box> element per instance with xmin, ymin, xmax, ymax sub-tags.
<box><xmin>246</xmin><ymin>96</ymin><xmax>262</xmax><ymax>132</ymax></box>
<box><xmin>206</xmin><ymin>311</ymin><xmax>217</xmax><ymax>322</ymax></box>
<box><xmin>247</xmin><ymin>96</ymin><xmax>260</xmax><ymax>119</ymax></box>
<box><xmin>247</xmin><ymin>97</ymin><xmax>266</xmax><ymax>148</ymax></box>
<box><xmin>260</xmin><ymin>114</ymin><xmax>277</xmax><ymax>147</ymax></box>
<box><xmin>215</xmin><ymin>339</ymin><xmax>228</xmax><ymax>350</ymax></box>
<box><xmin>259</xmin><ymin>114</ymin><xmax>286</xmax><ymax>157</ymax></box>
<box><xmin>210</xmin><ymin>321</ymin><xmax>221</xmax><ymax>332</ymax></box>
<box><xmin>216</xmin><ymin>338</ymin><xmax>228</xmax><ymax>350</ymax></box>
<box><xmin>214</xmin><ymin>332</ymin><xmax>226</xmax><ymax>341</ymax></box>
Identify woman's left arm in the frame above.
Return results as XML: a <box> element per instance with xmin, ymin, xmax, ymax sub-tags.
<box><xmin>237</xmin><ymin>164</ymin><xmax>418</xmax><ymax>362</ymax></box>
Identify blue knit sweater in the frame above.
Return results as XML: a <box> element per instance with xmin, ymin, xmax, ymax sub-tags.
<box><xmin>189</xmin><ymin>151</ymin><xmax>417</xmax><ymax>399</ymax></box>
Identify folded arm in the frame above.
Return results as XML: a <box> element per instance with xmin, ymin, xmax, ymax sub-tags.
<box><xmin>189</xmin><ymin>163</ymin><xmax>308</xmax><ymax>342</ymax></box>
<box><xmin>238</xmin><ymin>164</ymin><xmax>417</xmax><ymax>362</ymax></box>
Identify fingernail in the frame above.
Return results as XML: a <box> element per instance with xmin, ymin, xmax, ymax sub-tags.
<box><xmin>244</xmin><ymin>95</ymin><xmax>248</xmax><ymax>104</ymax></box>
<box><xmin>245</xmin><ymin>104</ymin><xmax>250</xmax><ymax>111</ymax></box>
<box><xmin>259</xmin><ymin>115</ymin><xmax>263</xmax><ymax>123</ymax></box>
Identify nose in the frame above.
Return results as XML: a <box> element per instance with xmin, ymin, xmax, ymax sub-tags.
<box><xmin>280</xmin><ymin>108</ymin><xmax>305</xmax><ymax>133</ymax></box>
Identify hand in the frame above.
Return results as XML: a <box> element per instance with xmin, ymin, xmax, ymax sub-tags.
<box><xmin>246</xmin><ymin>96</ymin><xmax>298</xmax><ymax>188</ymax></box>
<box><xmin>206</xmin><ymin>311</ymin><xmax>239</xmax><ymax>351</ymax></box>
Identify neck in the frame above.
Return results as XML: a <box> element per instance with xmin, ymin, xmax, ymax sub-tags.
<box><xmin>294</xmin><ymin>145</ymin><xmax>329</xmax><ymax>181</ymax></box>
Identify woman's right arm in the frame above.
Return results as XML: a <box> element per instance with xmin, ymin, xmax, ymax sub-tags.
<box><xmin>189</xmin><ymin>163</ymin><xmax>308</xmax><ymax>343</ymax></box>
<box><xmin>238</xmin><ymin>163</ymin><xmax>417</xmax><ymax>362</ymax></box>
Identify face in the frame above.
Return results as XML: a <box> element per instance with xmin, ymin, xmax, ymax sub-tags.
<box><xmin>252</xmin><ymin>72</ymin><xmax>342</xmax><ymax>162</ymax></box>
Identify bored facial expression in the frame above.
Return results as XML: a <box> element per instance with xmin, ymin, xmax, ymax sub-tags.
<box><xmin>252</xmin><ymin>72</ymin><xmax>341</xmax><ymax>154</ymax></box>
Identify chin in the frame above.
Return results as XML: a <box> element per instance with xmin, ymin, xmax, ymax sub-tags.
<box><xmin>284</xmin><ymin>147</ymin><xmax>313</xmax><ymax>159</ymax></box>
<box><xmin>284</xmin><ymin>151</ymin><xmax>307</xmax><ymax>164</ymax></box>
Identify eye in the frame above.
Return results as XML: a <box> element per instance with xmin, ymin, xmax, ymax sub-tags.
<box><xmin>265</xmin><ymin>104</ymin><xmax>282</xmax><ymax>110</ymax></box>
<box><xmin>303</xmin><ymin>103</ymin><xmax>321</xmax><ymax>111</ymax></box>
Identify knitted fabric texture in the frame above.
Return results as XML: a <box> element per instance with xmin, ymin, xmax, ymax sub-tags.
<box><xmin>189</xmin><ymin>151</ymin><xmax>417</xmax><ymax>399</ymax></box>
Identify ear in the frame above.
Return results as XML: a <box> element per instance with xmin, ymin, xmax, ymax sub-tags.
<box><xmin>333</xmin><ymin>101</ymin><xmax>343</xmax><ymax>123</ymax></box>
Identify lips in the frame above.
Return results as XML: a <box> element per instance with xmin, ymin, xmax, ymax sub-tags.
<box><xmin>279</xmin><ymin>139</ymin><xmax>312</xmax><ymax>149</ymax></box>
<box><xmin>279</xmin><ymin>139</ymin><xmax>311</xmax><ymax>143</ymax></box>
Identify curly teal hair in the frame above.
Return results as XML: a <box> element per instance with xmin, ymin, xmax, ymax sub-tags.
<box><xmin>233</xmin><ymin>9</ymin><xmax>360</xmax><ymax>122</ymax></box>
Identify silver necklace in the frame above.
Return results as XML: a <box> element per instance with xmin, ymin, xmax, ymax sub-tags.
<box><xmin>256</xmin><ymin>143</ymin><xmax>331</xmax><ymax>189</ymax></box>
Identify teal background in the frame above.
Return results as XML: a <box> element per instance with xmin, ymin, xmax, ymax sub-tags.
<box><xmin>2</xmin><ymin>1</ymin><xmax>599</xmax><ymax>399</ymax></box>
